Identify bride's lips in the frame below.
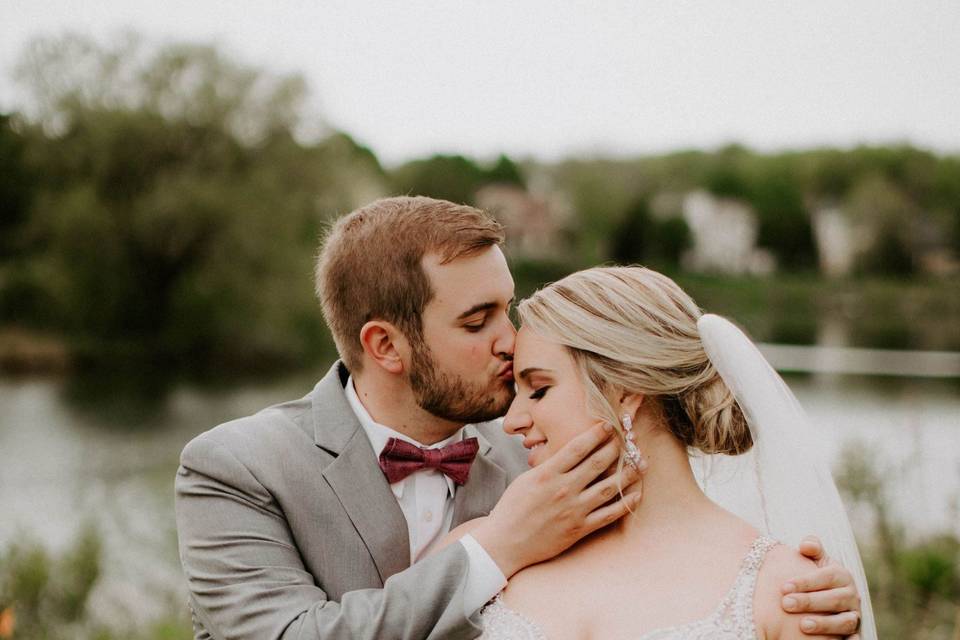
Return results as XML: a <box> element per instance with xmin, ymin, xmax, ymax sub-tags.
<box><xmin>522</xmin><ymin>438</ymin><xmax>547</xmax><ymax>466</ymax></box>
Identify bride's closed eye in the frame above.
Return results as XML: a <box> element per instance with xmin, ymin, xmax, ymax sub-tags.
<box><xmin>529</xmin><ymin>386</ymin><xmax>550</xmax><ymax>400</ymax></box>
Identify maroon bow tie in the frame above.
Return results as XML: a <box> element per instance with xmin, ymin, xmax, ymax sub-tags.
<box><xmin>378</xmin><ymin>437</ymin><xmax>479</xmax><ymax>485</ymax></box>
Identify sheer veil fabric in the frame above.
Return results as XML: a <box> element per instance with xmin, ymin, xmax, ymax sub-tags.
<box><xmin>695</xmin><ymin>314</ymin><xmax>877</xmax><ymax>639</ymax></box>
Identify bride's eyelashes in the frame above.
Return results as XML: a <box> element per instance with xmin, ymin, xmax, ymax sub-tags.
<box><xmin>529</xmin><ymin>386</ymin><xmax>550</xmax><ymax>400</ymax></box>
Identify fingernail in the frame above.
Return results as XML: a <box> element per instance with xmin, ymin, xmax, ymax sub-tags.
<box><xmin>781</xmin><ymin>581</ymin><xmax>797</xmax><ymax>594</ymax></box>
<box><xmin>783</xmin><ymin>597</ymin><xmax>797</xmax><ymax>611</ymax></box>
<box><xmin>801</xmin><ymin>618</ymin><xmax>816</xmax><ymax>632</ymax></box>
<box><xmin>602</xmin><ymin>423</ymin><xmax>614</xmax><ymax>433</ymax></box>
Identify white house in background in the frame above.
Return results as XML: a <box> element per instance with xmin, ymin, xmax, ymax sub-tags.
<box><xmin>681</xmin><ymin>190</ymin><xmax>775</xmax><ymax>275</ymax></box>
<box><xmin>811</xmin><ymin>206</ymin><xmax>856</xmax><ymax>277</ymax></box>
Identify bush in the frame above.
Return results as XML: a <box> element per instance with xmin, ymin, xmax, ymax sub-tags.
<box><xmin>836</xmin><ymin>443</ymin><xmax>960</xmax><ymax>639</ymax></box>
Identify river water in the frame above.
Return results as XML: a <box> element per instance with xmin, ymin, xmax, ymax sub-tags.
<box><xmin>0</xmin><ymin>365</ymin><xmax>957</xmax><ymax>625</ymax></box>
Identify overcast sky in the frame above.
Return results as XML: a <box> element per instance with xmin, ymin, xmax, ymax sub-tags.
<box><xmin>2</xmin><ymin>0</ymin><xmax>959</xmax><ymax>165</ymax></box>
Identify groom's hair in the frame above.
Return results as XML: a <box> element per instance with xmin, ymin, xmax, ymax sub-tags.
<box><xmin>315</xmin><ymin>196</ymin><xmax>505</xmax><ymax>373</ymax></box>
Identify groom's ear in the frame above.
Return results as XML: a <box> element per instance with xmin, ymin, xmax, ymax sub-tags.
<box><xmin>359</xmin><ymin>320</ymin><xmax>407</xmax><ymax>375</ymax></box>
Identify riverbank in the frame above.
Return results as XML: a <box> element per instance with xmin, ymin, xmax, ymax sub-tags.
<box><xmin>0</xmin><ymin>328</ymin><xmax>71</xmax><ymax>375</ymax></box>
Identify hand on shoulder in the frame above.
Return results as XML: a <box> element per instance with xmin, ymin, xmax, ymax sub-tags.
<box><xmin>755</xmin><ymin>545</ymin><xmax>831</xmax><ymax>640</ymax></box>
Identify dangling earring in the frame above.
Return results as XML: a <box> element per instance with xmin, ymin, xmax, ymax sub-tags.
<box><xmin>621</xmin><ymin>413</ymin><xmax>643</xmax><ymax>469</ymax></box>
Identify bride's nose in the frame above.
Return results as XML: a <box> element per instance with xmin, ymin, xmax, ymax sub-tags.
<box><xmin>503</xmin><ymin>401</ymin><xmax>532</xmax><ymax>435</ymax></box>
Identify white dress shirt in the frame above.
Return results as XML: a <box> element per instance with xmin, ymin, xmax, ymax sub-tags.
<box><xmin>345</xmin><ymin>376</ymin><xmax>506</xmax><ymax>615</ymax></box>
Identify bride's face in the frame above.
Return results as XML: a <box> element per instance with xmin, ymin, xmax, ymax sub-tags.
<box><xmin>503</xmin><ymin>326</ymin><xmax>595</xmax><ymax>467</ymax></box>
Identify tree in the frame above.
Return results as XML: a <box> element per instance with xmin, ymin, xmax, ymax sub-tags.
<box><xmin>611</xmin><ymin>198</ymin><xmax>690</xmax><ymax>268</ymax></box>
<box><xmin>486</xmin><ymin>154</ymin><xmax>525</xmax><ymax>188</ymax></box>
<box><xmin>846</xmin><ymin>174</ymin><xmax>917</xmax><ymax>276</ymax></box>
<box><xmin>749</xmin><ymin>163</ymin><xmax>818</xmax><ymax>270</ymax></box>
<box><xmin>0</xmin><ymin>115</ymin><xmax>34</xmax><ymax>258</ymax></box>
<box><xmin>4</xmin><ymin>33</ymin><xmax>385</xmax><ymax>366</ymax></box>
<box><xmin>390</xmin><ymin>154</ymin><xmax>488</xmax><ymax>204</ymax></box>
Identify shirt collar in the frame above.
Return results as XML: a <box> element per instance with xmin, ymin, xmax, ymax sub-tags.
<box><xmin>345</xmin><ymin>375</ymin><xmax>462</xmax><ymax>499</ymax></box>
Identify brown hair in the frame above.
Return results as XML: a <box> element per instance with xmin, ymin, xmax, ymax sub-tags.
<box><xmin>517</xmin><ymin>266</ymin><xmax>752</xmax><ymax>457</ymax></box>
<box><xmin>315</xmin><ymin>196</ymin><xmax>505</xmax><ymax>372</ymax></box>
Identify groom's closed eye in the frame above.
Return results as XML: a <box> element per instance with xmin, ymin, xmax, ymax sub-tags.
<box><xmin>464</xmin><ymin>317</ymin><xmax>487</xmax><ymax>332</ymax></box>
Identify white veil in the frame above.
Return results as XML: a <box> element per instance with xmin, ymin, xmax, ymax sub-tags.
<box><xmin>695</xmin><ymin>314</ymin><xmax>876</xmax><ymax>639</ymax></box>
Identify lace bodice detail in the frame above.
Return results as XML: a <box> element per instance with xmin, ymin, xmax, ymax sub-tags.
<box><xmin>479</xmin><ymin>536</ymin><xmax>778</xmax><ymax>640</ymax></box>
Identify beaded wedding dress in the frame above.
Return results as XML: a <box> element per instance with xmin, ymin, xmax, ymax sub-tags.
<box><xmin>479</xmin><ymin>536</ymin><xmax>778</xmax><ymax>640</ymax></box>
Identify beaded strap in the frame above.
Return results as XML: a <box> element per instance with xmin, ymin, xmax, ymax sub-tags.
<box><xmin>480</xmin><ymin>594</ymin><xmax>549</xmax><ymax>640</ymax></box>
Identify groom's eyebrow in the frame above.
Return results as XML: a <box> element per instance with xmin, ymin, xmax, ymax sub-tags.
<box><xmin>456</xmin><ymin>297</ymin><xmax>515</xmax><ymax>320</ymax></box>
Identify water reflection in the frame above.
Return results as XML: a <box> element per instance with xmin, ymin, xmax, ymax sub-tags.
<box><xmin>58</xmin><ymin>364</ymin><xmax>179</xmax><ymax>429</ymax></box>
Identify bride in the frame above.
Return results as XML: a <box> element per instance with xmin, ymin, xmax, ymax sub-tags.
<box><xmin>446</xmin><ymin>266</ymin><xmax>875</xmax><ymax>639</ymax></box>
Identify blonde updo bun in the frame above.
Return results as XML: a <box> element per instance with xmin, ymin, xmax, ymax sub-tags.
<box><xmin>670</xmin><ymin>370</ymin><xmax>751</xmax><ymax>455</ymax></box>
<box><xmin>517</xmin><ymin>266</ymin><xmax>753</xmax><ymax>456</ymax></box>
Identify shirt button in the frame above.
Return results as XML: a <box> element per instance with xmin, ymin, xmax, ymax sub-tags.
<box><xmin>423</xmin><ymin>510</ymin><xmax>433</xmax><ymax>522</ymax></box>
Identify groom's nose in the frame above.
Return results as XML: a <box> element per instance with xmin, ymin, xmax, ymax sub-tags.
<box><xmin>493</xmin><ymin>311</ymin><xmax>517</xmax><ymax>357</ymax></box>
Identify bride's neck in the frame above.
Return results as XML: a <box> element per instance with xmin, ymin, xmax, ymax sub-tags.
<box><xmin>607</xmin><ymin>419</ymin><xmax>715</xmax><ymax>539</ymax></box>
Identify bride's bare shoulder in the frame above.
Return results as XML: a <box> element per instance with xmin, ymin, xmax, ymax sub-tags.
<box><xmin>499</xmin><ymin>552</ymin><xmax>588</xmax><ymax>635</ymax></box>
<box><xmin>754</xmin><ymin>544</ymin><xmax>828</xmax><ymax>640</ymax></box>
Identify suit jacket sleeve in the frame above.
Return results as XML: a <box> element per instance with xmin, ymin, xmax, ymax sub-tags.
<box><xmin>175</xmin><ymin>435</ymin><xmax>484</xmax><ymax>640</ymax></box>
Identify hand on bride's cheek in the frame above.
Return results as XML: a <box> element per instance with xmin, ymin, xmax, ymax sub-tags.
<box><xmin>503</xmin><ymin>327</ymin><xmax>597</xmax><ymax>466</ymax></box>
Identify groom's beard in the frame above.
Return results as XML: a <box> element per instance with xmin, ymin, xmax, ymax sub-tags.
<box><xmin>409</xmin><ymin>343</ymin><xmax>514</xmax><ymax>424</ymax></box>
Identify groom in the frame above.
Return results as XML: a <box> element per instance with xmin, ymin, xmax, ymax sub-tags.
<box><xmin>175</xmin><ymin>196</ymin><xmax>863</xmax><ymax>639</ymax></box>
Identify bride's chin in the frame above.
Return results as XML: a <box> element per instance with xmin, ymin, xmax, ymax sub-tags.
<box><xmin>527</xmin><ymin>443</ymin><xmax>548</xmax><ymax>467</ymax></box>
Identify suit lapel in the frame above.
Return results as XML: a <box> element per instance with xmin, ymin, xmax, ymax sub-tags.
<box><xmin>313</xmin><ymin>363</ymin><xmax>411</xmax><ymax>584</ymax></box>
<box><xmin>451</xmin><ymin>427</ymin><xmax>508</xmax><ymax>529</ymax></box>
<box><xmin>310</xmin><ymin>364</ymin><xmax>508</xmax><ymax>579</ymax></box>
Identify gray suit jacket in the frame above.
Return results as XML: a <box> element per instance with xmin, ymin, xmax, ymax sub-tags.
<box><xmin>175</xmin><ymin>362</ymin><xmax>528</xmax><ymax>640</ymax></box>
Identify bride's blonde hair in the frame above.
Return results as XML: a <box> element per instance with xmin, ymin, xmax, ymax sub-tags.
<box><xmin>516</xmin><ymin>266</ymin><xmax>751</xmax><ymax>457</ymax></box>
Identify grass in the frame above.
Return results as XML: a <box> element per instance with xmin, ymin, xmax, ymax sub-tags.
<box><xmin>0</xmin><ymin>524</ymin><xmax>191</xmax><ymax>640</ymax></box>
<box><xmin>836</xmin><ymin>443</ymin><xmax>960</xmax><ymax>639</ymax></box>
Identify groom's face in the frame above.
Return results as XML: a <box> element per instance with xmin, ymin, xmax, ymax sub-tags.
<box><xmin>410</xmin><ymin>246</ymin><xmax>516</xmax><ymax>423</ymax></box>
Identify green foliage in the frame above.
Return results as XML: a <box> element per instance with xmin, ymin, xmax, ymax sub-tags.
<box><xmin>898</xmin><ymin>538</ymin><xmax>959</xmax><ymax>602</ymax></box>
<box><xmin>390</xmin><ymin>154</ymin><xmax>487</xmax><ymax>204</ymax></box>
<box><xmin>0</xmin><ymin>526</ymin><xmax>193</xmax><ymax>640</ymax></box>
<box><xmin>704</xmin><ymin>146</ymin><xmax>752</xmax><ymax>199</ymax></box>
<box><xmin>845</xmin><ymin>174</ymin><xmax>918</xmax><ymax>275</ymax></box>
<box><xmin>2</xmin><ymin>33</ymin><xmax>385</xmax><ymax>369</ymax></box>
<box><xmin>748</xmin><ymin>163</ymin><xmax>817</xmax><ymax>270</ymax></box>
<box><xmin>487</xmin><ymin>154</ymin><xmax>526</xmax><ymax>188</ymax></box>
<box><xmin>0</xmin><ymin>115</ymin><xmax>34</xmax><ymax>258</ymax></box>
<box><xmin>550</xmin><ymin>159</ymin><xmax>639</xmax><ymax>266</ymax></box>
<box><xmin>0</xmin><ymin>525</ymin><xmax>100</xmax><ymax>638</ymax></box>
<box><xmin>836</xmin><ymin>444</ymin><xmax>960</xmax><ymax>639</ymax></box>
<box><xmin>56</xmin><ymin>528</ymin><xmax>101</xmax><ymax>622</ymax></box>
<box><xmin>548</xmin><ymin>144</ymin><xmax>957</xmax><ymax>274</ymax></box>
<box><xmin>389</xmin><ymin>153</ymin><xmax>525</xmax><ymax>204</ymax></box>
<box><xmin>3</xmin><ymin>31</ymin><xmax>959</xmax><ymax>373</ymax></box>
<box><xmin>610</xmin><ymin>198</ymin><xmax>691</xmax><ymax>268</ymax></box>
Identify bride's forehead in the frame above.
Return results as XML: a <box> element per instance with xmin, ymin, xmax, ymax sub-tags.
<box><xmin>515</xmin><ymin>327</ymin><xmax>567</xmax><ymax>362</ymax></box>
